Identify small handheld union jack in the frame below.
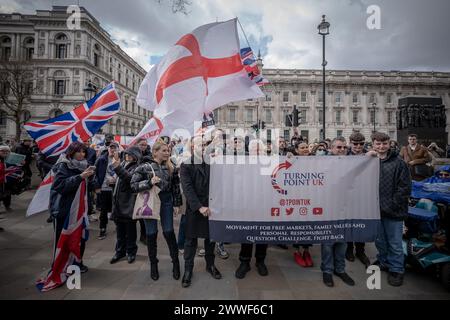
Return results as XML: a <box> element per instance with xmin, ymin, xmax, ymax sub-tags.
<box><xmin>24</xmin><ymin>82</ymin><xmax>120</xmax><ymax>157</ymax></box>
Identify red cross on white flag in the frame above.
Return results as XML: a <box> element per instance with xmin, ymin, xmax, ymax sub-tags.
<box><xmin>136</xmin><ymin>18</ymin><xmax>264</xmax><ymax>137</ymax></box>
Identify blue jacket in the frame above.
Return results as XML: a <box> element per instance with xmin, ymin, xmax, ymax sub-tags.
<box><xmin>94</xmin><ymin>152</ymin><xmax>110</xmax><ymax>190</ymax></box>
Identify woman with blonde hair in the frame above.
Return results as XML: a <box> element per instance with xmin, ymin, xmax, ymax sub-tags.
<box><xmin>131</xmin><ymin>140</ymin><xmax>182</xmax><ymax>281</ymax></box>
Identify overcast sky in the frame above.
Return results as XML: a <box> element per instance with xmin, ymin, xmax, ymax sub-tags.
<box><xmin>1</xmin><ymin>0</ymin><xmax>450</xmax><ymax>72</ymax></box>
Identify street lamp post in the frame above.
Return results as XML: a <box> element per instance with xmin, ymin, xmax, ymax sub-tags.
<box><xmin>318</xmin><ymin>15</ymin><xmax>330</xmax><ymax>140</ymax></box>
<box><xmin>371</xmin><ymin>102</ymin><xmax>377</xmax><ymax>133</ymax></box>
<box><xmin>83</xmin><ymin>80</ymin><xmax>97</xmax><ymax>102</ymax></box>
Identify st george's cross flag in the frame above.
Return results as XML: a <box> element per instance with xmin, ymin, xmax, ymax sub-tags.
<box><xmin>24</xmin><ymin>82</ymin><xmax>120</xmax><ymax>157</ymax></box>
<box><xmin>136</xmin><ymin>19</ymin><xmax>264</xmax><ymax>137</ymax></box>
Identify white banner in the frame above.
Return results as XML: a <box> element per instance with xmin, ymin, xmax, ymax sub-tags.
<box><xmin>209</xmin><ymin>156</ymin><xmax>380</xmax><ymax>244</ymax></box>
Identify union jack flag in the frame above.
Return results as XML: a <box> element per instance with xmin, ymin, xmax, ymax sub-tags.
<box><xmin>36</xmin><ymin>179</ymin><xmax>89</xmax><ymax>292</ymax></box>
<box><xmin>240</xmin><ymin>47</ymin><xmax>269</xmax><ymax>86</ymax></box>
<box><xmin>24</xmin><ymin>82</ymin><xmax>120</xmax><ymax>157</ymax></box>
<box><xmin>5</xmin><ymin>165</ymin><xmax>23</xmax><ymax>183</ymax></box>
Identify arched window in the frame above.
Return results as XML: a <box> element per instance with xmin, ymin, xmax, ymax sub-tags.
<box><xmin>55</xmin><ymin>33</ymin><xmax>69</xmax><ymax>59</ymax></box>
<box><xmin>0</xmin><ymin>36</ymin><xmax>12</xmax><ymax>61</ymax></box>
<box><xmin>23</xmin><ymin>37</ymin><xmax>35</xmax><ymax>60</ymax></box>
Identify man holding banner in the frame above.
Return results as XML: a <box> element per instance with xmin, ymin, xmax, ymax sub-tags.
<box><xmin>320</xmin><ymin>137</ymin><xmax>355</xmax><ymax>288</ymax></box>
<box><xmin>180</xmin><ymin>136</ymin><xmax>222</xmax><ymax>288</ymax></box>
<box><xmin>369</xmin><ymin>132</ymin><xmax>411</xmax><ymax>287</ymax></box>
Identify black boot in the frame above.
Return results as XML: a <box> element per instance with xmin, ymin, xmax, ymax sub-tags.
<box><xmin>146</xmin><ymin>233</ymin><xmax>159</xmax><ymax>281</ymax></box>
<box><xmin>164</xmin><ymin>231</ymin><xmax>180</xmax><ymax>280</ymax></box>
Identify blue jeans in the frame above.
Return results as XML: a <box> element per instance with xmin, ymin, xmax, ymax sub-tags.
<box><xmin>177</xmin><ymin>214</ymin><xmax>187</xmax><ymax>249</ymax></box>
<box><xmin>320</xmin><ymin>242</ymin><xmax>347</xmax><ymax>274</ymax></box>
<box><xmin>375</xmin><ymin>218</ymin><xmax>404</xmax><ymax>273</ymax></box>
<box><xmin>144</xmin><ymin>192</ymin><xmax>174</xmax><ymax>236</ymax></box>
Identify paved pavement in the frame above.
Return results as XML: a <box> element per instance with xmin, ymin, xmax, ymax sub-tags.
<box><xmin>0</xmin><ymin>190</ymin><xmax>449</xmax><ymax>300</ymax></box>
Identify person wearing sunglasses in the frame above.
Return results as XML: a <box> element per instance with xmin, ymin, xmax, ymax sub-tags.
<box><xmin>345</xmin><ymin>133</ymin><xmax>371</xmax><ymax>268</ymax></box>
<box><xmin>321</xmin><ymin>137</ymin><xmax>355</xmax><ymax>288</ymax></box>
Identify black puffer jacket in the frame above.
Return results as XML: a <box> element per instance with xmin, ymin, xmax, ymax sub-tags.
<box><xmin>111</xmin><ymin>146</ymin><xmax>142</xmax><ymax>221</ymax></box>
<box><xmin>379</xmin><ymin>150</ymin><xmax>412</xmax><ymax>220</ymax></box>
<box><xmin>130</xmin><ymin>159</ymin><xmax>182</xmax><ymax>206</ymax></box>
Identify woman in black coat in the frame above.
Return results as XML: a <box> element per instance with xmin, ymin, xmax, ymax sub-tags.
<box><xmin>109</xmin><ymin>146</ymin><xmax>142</xmax><ymax>264</ymax></box>
<box><xmin>51</xmin><ymin>142</ymin><xmax>96</xmax><ymax>273</ymax></box>
<box><xmin>179</xmin><ymin>136</ymin><xmax>222</xmax><ymax>288</ymax></box>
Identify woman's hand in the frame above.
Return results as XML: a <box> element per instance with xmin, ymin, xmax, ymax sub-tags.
<box><xmin>80</xmin><ymin>168</ymin><xmax>95</xmax><ymax>179</ymax></box>
<box><xmin>151</xmin><ymin>175</ymin><xmax>161</xmax><ymax>185</ymax></box>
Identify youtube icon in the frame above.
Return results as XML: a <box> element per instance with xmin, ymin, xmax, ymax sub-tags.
<box><xmin>313</xmin><ymin>207</ymin><xmax>323</xmax><ymax>215</ymax></box>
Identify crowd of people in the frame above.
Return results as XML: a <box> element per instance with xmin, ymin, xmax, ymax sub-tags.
<box><xmin>1</xmin><ymin>130</ymin><xmax>449</xmax><ymax>288</ymax></box>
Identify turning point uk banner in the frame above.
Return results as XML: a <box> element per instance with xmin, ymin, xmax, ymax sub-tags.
<box><xmin>209</xmin><ymin>156</ymin><xmax>381</xmax><ymax>244</ymax></box>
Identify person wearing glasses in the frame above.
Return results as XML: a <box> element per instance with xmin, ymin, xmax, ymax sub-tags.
<box><xmin>345</xmin><ymin>132</ymin><xmax>371</xmax><ymax>267</ymax></box>
<box><xmin>321</xmin><ymin>137</ymin><xmax>355</xmax><ymax>288</ymax></box>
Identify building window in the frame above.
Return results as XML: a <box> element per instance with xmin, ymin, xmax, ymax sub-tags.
<box><xmin>1</xmin><ymin>82</ymin><xmax>10</xmax><ymax>95</ymax></box>
<box><xmin>0</xmin><ymin>37</ymin><xmax>12</xmax><ymax>61</ymax></box>
<box><xmin>369</xmin><ymin>93</ymin><xmax>376</xmax><ymax>104</ymax></box>
<box><xmin>301</xmin><ymin>92</ymin><xmax>307</xmax><ymax>102</ymax></box>
<box><xmin>50</xmin><ymin>109</ymin><xmax>63</xmax><ymax>118</ymax></box>
<box><xmin>118</xmin><ymin>73</ymin><xmax>121</xmax><ymax>83</ymax></box>
<box><xmin>26</xmin><ymin>47</ymin><xmax>34</xmax><ymax>60</ymax></box>
<box><xmin>57</xmin><ymin>44</ymin><xmax>66</xmax><ymax>59</ymax></box>
<box><xmin>386</xmin><ymin>93</ymin><xmax>392</xmax><ymax>104</ymax></box>
<box><xmin>284</xmin><ymin>129</ymin><xmax>290</xmax><ymax>141</ymax></box>
<box><xmin>387</xmin><ymin>111</ymin><xmax>394</xmax><ymax>124</ymax></box>
<box><xmin>265</xmin><ymin>93</ymin><xmax>271</xmax><ymax>101</ymax></box>
<box><xmin>246</xmin><ymin>108</ymin><xmax>253</xmax><ymax>122</ymax></box>
<box><xmin>335</xmin><ymin>92</ymin><xmax>341</xmax><ymax>104</ymax></box>
<box><xmin>337</xmin><ymin>130</ymin><xmax>343</xmax><ymax>138</ymax></box>
<box><xmin>370</xmin><ymin>109</ymin><xmax>376</xmax><ymax>124</ymax></box>
<box><xmin>300</xmin><ymin>130</ymin><xmax>309</xmax><ymax>142</ymax></box>
<box><xmin>352</xmin><ymin>110</ymin><xmax>359</xmax><ymax>123</ymax></box>
<box><xmin>0</xmin><ymin>111</ymin><xmax>7</xmax><ymax>126</ymax></box>
<box><xmin>336</xmin><ymin>110</ymin><xmax>342</xmax><ymax>123</ymax></box>
<box><xmin>265</xmin><ymin>109</ymin><xmax>272</xmax><ymax>123</ymax></box>
<box><xmin>283</xmin><ymin>91</ymin><xmax>289</xmax><ymax>102</ymax></box>
<box><xmin>213</xmin><ymin>109</ymin><xmax>219</xmax><ymax>122</ymax></box>
<box><xmin>352</xmin><ymin>93</ymin><xmax>358</xmax><ymax>103</ymax></box>
<box><xmin>125</xmin><ymin>99</ymin><xmax>129</xmax><ymax>111</ymax></box>
<box><xmin>300</xmin><ymin>110</ymin><xmax>307</xmax><ymax>124</ymax></box>
<box><xmin>229</xmin><ymin>109</ymin><xmax>236</xmax><ymax>122</ymax></box>
<box><xmin>318</xmin><ymin>110</ymin><xmax>323</xmax><ymax>124</ymax></box>
<box><xmin>94</xmin><ymin>53</ymin><xmax>98</xmax><ymax>67</ymax></box>
<box><xmin>55</xmin><ymin>80</ymin><xmax>65</xmax><ymax>95</ymax></box>
<box><xmin>318</xmin><ymin>92</ymin><xmax>323</xmax><ymax>103</ymax></box>
<box><xmin>132</xmin><ymin>102</ymin><xmax>135</xmax><ymax>114</ymax></box>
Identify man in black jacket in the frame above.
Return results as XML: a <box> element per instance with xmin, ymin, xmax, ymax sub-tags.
<box><xmin>368</xmin><ymin>132</ymin><xmax>411</xmax><ymax>287</ymax></box>
<box><xmin>180</xmin><ymin>136</ymin><xmax>222</xmax><ymax>288</ymax></box>
<box><xmin>94</xmin><ymin>142</ymin><xmax>119</xmax><ymax>239</ymax></box>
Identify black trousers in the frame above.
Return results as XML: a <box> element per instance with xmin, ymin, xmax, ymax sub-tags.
<box><xmin>240</xmin><ymin>243</ymin><xmax>267</xmax><ymax>263</ymax></box>
<box><xmin>347</xmin><ymin>242</ymin><xmax>365</xmax><ymax>254</ymax></box>
<box><xmin>184</xmin><ymin>237</ymin><xmax>215</xmax><ymax>271</ymax></box>
<box><xmin>98</xmin><ymin>191</ymin><xmax>112</xmax><ymax>230</ymax></box>
<box><xmin>115</xmin><ymin>220</ymin><xmax>137</xmax><ymax>256</ymax></box>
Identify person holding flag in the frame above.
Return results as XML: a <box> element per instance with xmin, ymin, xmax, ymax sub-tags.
<box><xmin>50</xmin><ymin>142</ymin><xmax>96</xmax><ymax>274</ymax></box>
